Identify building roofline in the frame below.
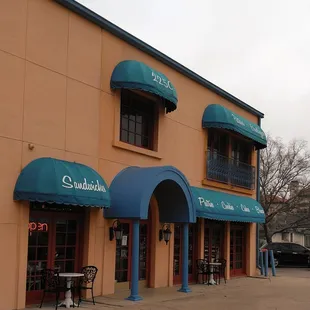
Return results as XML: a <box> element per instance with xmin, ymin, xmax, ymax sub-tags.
<box><xmin>54</xmin><ymin>0</ymin><xmax>264</xmax><ymax>118</ymax></box>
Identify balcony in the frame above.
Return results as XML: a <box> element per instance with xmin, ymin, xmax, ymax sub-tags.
<box><xmin>206</xmin><ymin>151</ymin><xmax>255</xmax><ymax>190</ymax></box>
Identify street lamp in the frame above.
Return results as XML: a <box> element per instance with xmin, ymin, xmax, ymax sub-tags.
<box><xmin>109</xmin><ymin>220</ymin><xmax>123</xmax><ymax>242</ymax></box>
<box><xmin>159</xmin><ymin>223</ymin><xmax>172</xmax><ymax>245</ymax></box>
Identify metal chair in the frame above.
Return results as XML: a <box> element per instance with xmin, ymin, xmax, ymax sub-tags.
<box><xmin>212</xmin><ymin>258</ymin><xmax>227</xmax><ymax>284</ymax></box>
<box><xmin>77</xmin><ymin>266</ymin><xmax>98</xmax><ymax>306</ymax></box>
<box><xmin>39</xmin><ymin>269</ymin><xmax>72</xmax><ymax>310</ymax></box>
<box><xmin>196</xmin><ymin>259</ymin><xmax>208</xmax><ymax>284</ymax></box>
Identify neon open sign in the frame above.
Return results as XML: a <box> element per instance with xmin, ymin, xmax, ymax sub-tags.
<box><xmin>28</xmin><ymin>222</ymin><xmax>49</xmax><ymax>232</ymax></box>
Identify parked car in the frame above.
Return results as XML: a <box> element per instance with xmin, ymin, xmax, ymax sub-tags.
<box><xmin>261</xmin><ymin>242</ymin><xmax>310</xmax><ymax>267</ymax></box>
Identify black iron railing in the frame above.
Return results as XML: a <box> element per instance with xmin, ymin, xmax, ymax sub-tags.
<box><xmin>207</xmin><ymin>151</ymin><xmax>255</xmax><ymax>190</ymax></box>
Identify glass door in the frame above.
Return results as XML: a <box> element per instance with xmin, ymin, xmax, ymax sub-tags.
<box><xmin>173</xmin><ymin>224</ymin><xmax>197</xmax><ymax>284</ymax></box>
<box><xmin>230</xmin><ymin>225</ymin><xmax>245</xmax><ymax>276</ymax></box>
<box><xmin>114</xmin><ymin>220</ymin><xmax>150</xmax><ymax>286</ymax></box>
<box><xmin>173</xmin><ymin>224</ymin><xmax>182</xmax><ymax>284</ymax></box>
<box><xmin>26</xmin><ymin>210</ymin><xmax>83</xmax><ymax>305</ymax></box>
<box><xmin>204</xmin><ymin>220</ymin><xmax>224</xmax><ymax>262</ymax></box>
<box><xmin>26</xmin><ymin>215</ymin><xmax>51</xmax><ymax>303</ymax></box>
<box><xmin>188</xmin><ymin>224</ymin><xmax>196</xmax><ymax>282</ymax></box>
<box><xmin>115</xmin><ymin>223</ymin><xmax>131</xmax><ymax>283</ymax></box>
<box><xmin>54</xmin><ymin>219</ymin><xmax>80</xmax><ymax>273</ymax></box>
<box><xmin>139</xmin><ymin>223</ymin><xmax>149</xmax><ymax>281</ymax></box>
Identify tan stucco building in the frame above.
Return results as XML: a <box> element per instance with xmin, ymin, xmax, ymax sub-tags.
<box><xmin>0</xmin><ymin>0</ymin><xmax>266</xmax><ymax>309</ymax></box>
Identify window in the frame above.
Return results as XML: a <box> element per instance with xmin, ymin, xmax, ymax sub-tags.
<box><xmin>291</xmin><ymin>244</ymin><xmax>306</xmax><ymax>253</ymax></box>
<box><xmin>206</xmin><ymin>129</ymin><xmax>255</xmax><ymax>189</ymax></box>
<box><xmin>207</xmin><ymin>130</ymin><xmax>229</xmax><ymax>158</ymax></box>
<box><xmin>282</xmin><ymin>232</ymin><xmax>290</xmax><ymax>242</ymax></box>
<box><xmin>120</xmin><ymin>90</ymin><xmax>157</xmax><ymax>150</ymax></box>
<box><xmin>231</xmin><ymin>137</ymin><xmax>251</xmax><ymax>165</ymax></box>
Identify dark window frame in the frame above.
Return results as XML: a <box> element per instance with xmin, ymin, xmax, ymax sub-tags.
<box><xmin>206</xmin><ymin>128</ymin><xmax>255</xmax><ymax>189</ymax></box>
<box><xmin>120</xmin><ymin>90</ymin><xmax>158</xmax><ymax>151</ymax></box>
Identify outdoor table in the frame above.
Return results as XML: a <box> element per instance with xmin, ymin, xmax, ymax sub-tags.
<box><xmin>58</xmin><ymin>272</ymin><xmax>84</xmax><ymax>308</ymax></box>
<box><xmin>207</xmin><ymin>262</ymin><xmax>222</xmax><ymax>285</ymax></box>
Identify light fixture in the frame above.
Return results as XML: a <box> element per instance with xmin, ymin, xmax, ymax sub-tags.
<box><xmin>159</xmin><ymin>223</ymin><xmax>172</xmax><ymax>245</ymax></box>
<box><xmin>109</xmin><ymin>220</ymin><xmax>123</xmax><ymax>242</ymax></box>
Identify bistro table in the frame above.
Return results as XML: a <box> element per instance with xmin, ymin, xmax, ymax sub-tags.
<box><xmin>207</xmin><ymin>262</ymin><xmax>222</xmax><ymax>285</ymax></box>
<box><xmin>58</xmin><ymin>272</ymin><xmax>84</xmax><ymax>308</ymax></box>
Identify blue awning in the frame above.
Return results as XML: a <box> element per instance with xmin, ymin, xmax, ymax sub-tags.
<box><xmin>202</xmin><ymin>104</ymin><xmax>267</xmax><ymax>149</ymax></box>
<box><xmin>105</xmin><ymin>166</ymin><xmax>196</xmax><ymax>223</ymax></box>
<box><xmin>110</xmin><ymin>60</ymin><xmax>178</xmax><ymax>113</ymax></box>
<box><xmin>191</xmin><ymin>186</ymin><xmax>265</xmax><ymax>223</ymax></box>
<box><xmin>14</xmin><ymin>157</ymin><xmax>111</xmax><ymax>207</ymax></box>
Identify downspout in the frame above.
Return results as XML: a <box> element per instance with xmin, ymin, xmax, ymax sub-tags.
<box><xmin>256</xmin><ymin>118</ymin><xmax>261</xmax><ymax>267</ymax></box>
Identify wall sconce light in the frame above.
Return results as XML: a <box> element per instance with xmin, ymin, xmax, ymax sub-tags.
<box><xmin>159</xmin><ymin>223</ymin><xmax>172</xmax><ymax>245</ymax></box>
<box><xmin>109</xmin><ymin>220</ymin><xmax>123</xmax><ymax>242</ymax></box>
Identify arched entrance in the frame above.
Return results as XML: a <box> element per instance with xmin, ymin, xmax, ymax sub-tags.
<box><xmin>105</xmin><ymin>166</ymin><xmax>196</xmax><ymax>301</ymax></box>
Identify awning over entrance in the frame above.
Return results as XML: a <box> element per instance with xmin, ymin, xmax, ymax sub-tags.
<box><xmin>202</xmin><ymin>104</ymin><xmax>267</xmax><ymax>149</ymax></box>
<box><xmin>110</xmin><ymin>60</ymin><xmax>178</xmax><ymax>113</ymax></box>
<box><xmin>105</xmin><ymin>165</ymin><xmax>196</xmax><ymax>223</ymax></box>
<box><xmin>14</xmin><ymin>157</ymin><xmax>110</xmax><ymax>207</ymax></box>
<box><xmin>191</xmin><ymin>186</ymin><xmax>265</xmax><ymax>223</ymax></box>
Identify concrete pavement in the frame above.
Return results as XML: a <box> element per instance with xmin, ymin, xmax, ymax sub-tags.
<box><xmin>28</xmin><ymin>268</ymin><xmax>310</xmax><ymax>310</ymax></box>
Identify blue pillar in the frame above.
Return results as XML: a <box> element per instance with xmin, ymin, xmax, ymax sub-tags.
<box><xmin>259</xmin><ymin>251</ymin><xmax>264</xmax><ymax>276</ymax></box>
<box><xmin>178</xmin><ymin>223</ymin><xmax>191</xmax><ymax>293</ymax></box>
<box><xmin>264</xmin><ymin>250</ymin><xmax>269</xmax><ymax>277</ymax></box>
<box><xmin>269</xmin><ymin>250</ymin><xmax>276</xmax><ymax>276</ymax></box>
<box><xmin>126</xmin><ymin>220</ymin><xmax>142</xmax><ymax>301</ymax></box>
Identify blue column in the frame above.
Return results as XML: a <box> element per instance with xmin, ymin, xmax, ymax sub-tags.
<box><xmin>269</xmin><ymin>250</ymin><xmax>276</xmax><ymax>276</ymax></box>
<box><xmin>126</xmin><ymin>220</ymin><xmax>142</xmax><ymax>301</ymax></box>
<box><xmin>264</xmin><ymin>250</ymin><xmax>269</xmax><ymax>277</ymax></box>
<box><xmin>259</xmin><ymin>251</ymin><xmax>264</xmax><ymax>276</ymax></box>
<box><xmin>178</xmin><ymin>223</ymin><xmax>191</xmax><ymax>293</ymax></box>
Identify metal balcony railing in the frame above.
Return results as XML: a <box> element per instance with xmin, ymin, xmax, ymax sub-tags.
<box><xmin>207</xmin><ymin>151</ymin><xmax>255</xmax><ymax>190</ymax></box>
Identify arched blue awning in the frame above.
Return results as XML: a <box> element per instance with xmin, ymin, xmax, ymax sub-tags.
<box><xmin>14</xmin><ymin>157</ymin><xmax>110</xmax><ymax>207</ymax></box>
<box><xmin>105</xmin><ymin>166</ymin><xmax>196</xmax><ymax>223</ymax></box>
<box><xmin>110</xmin><ymin>60</ymin><xmax>178</xmax><ymax>113</ymax></box>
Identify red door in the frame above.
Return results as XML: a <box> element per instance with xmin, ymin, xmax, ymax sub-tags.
<box><xmin>173</xmin><ymin>224</ymin><xmax>197</xmax><ymax>284</ymax></box>
<box><xmin>26</xmin><ymin>211</ymin><xmax>83</xmax><ymax>304</ymax></box>
<box><xmin>230</xmin><ymin>225</ymin><xmax>245</xmax><ymax>276</ymax></box>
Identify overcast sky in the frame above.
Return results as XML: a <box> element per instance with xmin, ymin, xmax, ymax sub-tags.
<box><xmin>77</xmin><ymin>0</ymin><xmax>310</xmax><ymax>143</ymax></box>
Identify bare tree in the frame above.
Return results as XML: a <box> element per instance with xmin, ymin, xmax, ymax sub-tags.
<box><xmin>260</xmin><ymin>135</ymin><xmax>310</xmax><ymax>243</ymax></box>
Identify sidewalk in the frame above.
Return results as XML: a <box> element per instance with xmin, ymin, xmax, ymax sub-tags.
<box><xmin>27</xmin><ymin>276</ymin><xmax>268</xmax><ymax>309</ymax></box>
<box><xmin>27</xmin><ymin>269</ymin><xmax>310</xmax><ymax>310</ymax></box>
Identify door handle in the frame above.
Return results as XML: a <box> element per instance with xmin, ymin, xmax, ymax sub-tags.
<box><xmin>292</xmin><ymin>252</ymin><xmax>297</xmax><ymax>254</ymax></box>
<box><xmin>276</xmin><ymin>251</ymin><xmax>281</xmax><ymax>253</ymax></box>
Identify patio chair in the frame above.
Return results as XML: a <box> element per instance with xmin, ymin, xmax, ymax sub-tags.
<box><xmin>77</xmin><ymin>265</ymin><xmax>98</xmax><ymax>306</ymax></box>
<box><xmin>196</xmin><ymin>259</ymin><xmax>208</xmax><ymax>284</ymax></box>
<box><xmin>212</xmin><ymin>258</ymin><xmax>227</xmax><ymax>284</ymax></box>
<box><xmin>39</xmin><ymin>269</ymin><xmax>73</xmax><ymax>310</ymax></box>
